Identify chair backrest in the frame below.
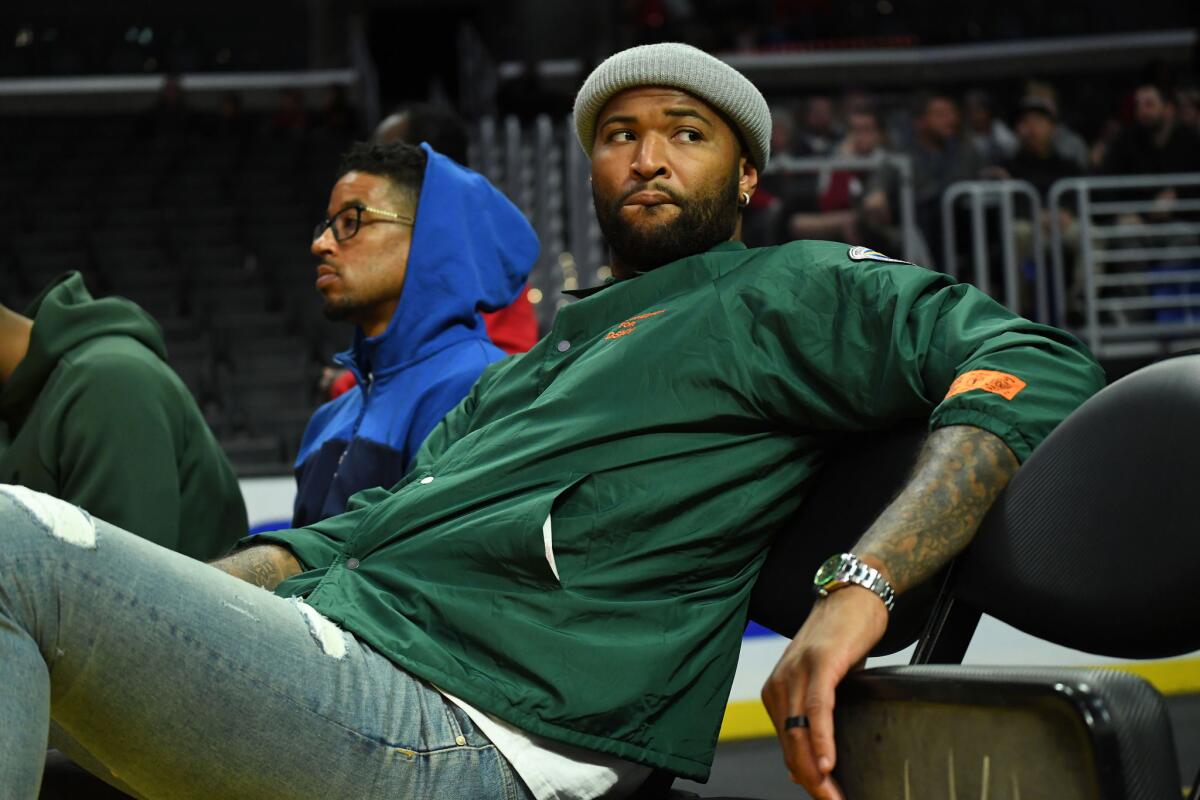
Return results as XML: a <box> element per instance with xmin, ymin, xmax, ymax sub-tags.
<box><xmin>948</xmin><ymin>354</ymin><xmax>1200</xmax><ymax>659</ymax></box>
<box><xmin>749</xmin><ymin>423</ymin><xmax>935</xmax><ymax>656</ymax></box>
<box><xmin>754</xmin><ymin>354</ymin><xmax>1200</xmax><ymax>663</ymax></box>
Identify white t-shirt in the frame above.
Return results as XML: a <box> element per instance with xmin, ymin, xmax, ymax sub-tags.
<box><xmin>438</xmin><ymin>690</ymin><xmax>653</xmax><ymax>800</ymax></box>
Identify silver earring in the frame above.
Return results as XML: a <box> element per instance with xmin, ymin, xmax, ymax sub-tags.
<box><xmin>740</xmin><ymin>192</ymin><xmax>751</xmax><ymax>207</ymax></box>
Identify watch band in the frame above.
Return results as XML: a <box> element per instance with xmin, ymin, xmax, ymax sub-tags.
<box><xmin>813</xmin><ymin>553</ymin><xmax>896</xmax><ymax>612</ymax></box>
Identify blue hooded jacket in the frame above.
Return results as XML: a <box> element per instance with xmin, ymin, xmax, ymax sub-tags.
<box><xmin>292</xmin><ymin>144</ymin><xmax>539</xmax><ymax>527</ymax></box>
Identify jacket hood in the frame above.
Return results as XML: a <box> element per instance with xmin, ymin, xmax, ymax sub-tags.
<box><xmin>340</xmin><ymin>143</ymin><xmax>539</xmax><ymax>378</ymax></box>
<box><xmin>0</xmin><ymin>271</ymin><xmax>167</xmax><ymax>421</ymax></box>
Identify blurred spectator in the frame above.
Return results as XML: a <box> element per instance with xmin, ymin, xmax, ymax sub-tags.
<box><xmin>964</xmin><ymin>89</ymin><xmax>1017</xmax><ymax>164</ymax></box>
<box><xmin>1024</xmin><ymin>80</ymin><xmax>1090</xmax><ymax>169</ymax></box>
<box><xmin>271</xmin><ymin>88</ymin><xmax>309</xmax><ymax>138</ymax></box>
<box><xmin>213</xmin><ymin>91</ymin><xmax>250</xmax><ymax>142</ymax></box>
<box><xmin>1174</xmin><ymin>85</ymin><xmax>1200</xmax><ymax>135</ymax></box>
<box><xmin>794</xmin><ymin>95</ymin><xmax>840</xmax><ymax>156</ymax></box>
<box><xmin>0</xmin><ymin>272</ymin><xmax>247</xmax><ymax>559</ymax></box>
<box><xmin>789</xmin><ymin>107</ymin><xmax>902</xmax><ymax>253</ymax></box>
<box><xmin>841</xmin><ymin>89</ymin><xmax>875</xmax><ymax>117</ymax></box>
<box><xmin>316</xmin><ymin>84</ymin><xmax>356</xmax><ymax>138</ymax></box>
<box><xmin>140</xmin><ymin>74</ymin><xmax>189</xmax><ymax>139</ymax></box>
<box><xmin>1101</xmin><ymin>82</ymin><xmax>1200</xmax><ymax>178</ymax></box>
<box><xmin>1089</xmin><ymin>118</ymin><xmax>1123</xmax><ymax>170</ymax></box>
<box><xmin>904</xmin><ymin>91</ymin><xmax>986</xmax><ymax>263</ymax></box>
<box><xmin>374</xmin><ymin>103</ymin><xmax>471</xmax><ymax>164</ymax></box>
<box><xmin>1102</xmin><ymin>81</ymin><xmax>1200</xmax><ymax>323</ymax></box>
<box><xmin>996</xmin><ymin>97</ymin><xmax>1084</xmax><ymax>315</ymax></box>
<box><xmin>999</xmin><ymin>97</ymin><xmax>1082</xmax><ymax>198</ymax></box>
<box><xmin>768</xmin><ymin>103</ymin><xmax>797</xmax><ymax>159</ymax></box>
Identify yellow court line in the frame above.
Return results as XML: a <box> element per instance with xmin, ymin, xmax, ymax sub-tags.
<box><xmin>1101</xmin><ymin>657</ymin><xmax>1200</xmax><ymax>695</ymax></box>
<box><xmin>718</xmin><ymin>658</ymin><xmax>1200</xmax><ymax>742</ymax></box>
<box><xmin>719</xmin><ymin>701</ymin><xmax>775</xmax><ymax>741</ymax></box>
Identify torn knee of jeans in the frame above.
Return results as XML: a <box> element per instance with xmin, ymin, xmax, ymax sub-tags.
<box><xmin>0</xmin><ymin>485</ymin><xmax>96</xmax><ymax>549</ymax></box>
<box><xmin>291</xmin><ymin>598</ymin><xmax>347</xmax><ymax>659</ymax></box>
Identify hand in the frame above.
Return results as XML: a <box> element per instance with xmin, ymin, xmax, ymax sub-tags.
<box><xmin>1150</xmin><ymin>188</ymin><xmax>1178</xmax><ymax>220</ymax></box>
<box><xmin>761</xmin><ymin>586</ymin><xmax>889</xmax><ymax>800</ymax></box>
<box><xmin>860</xmin><ymin>190</ymin><xmax>890</xmax><ymax>225</ymax></box>
<box><xmin>210</xmin><ymin>544</ymin><xmax>303</xmax><ymax>591</ymax></box>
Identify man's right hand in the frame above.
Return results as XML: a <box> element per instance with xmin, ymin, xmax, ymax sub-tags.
<box><xmin>761</xmin><ymin>586</ymin><xmax>888</xmax><ymax>800</ymax></box>
<box><xmin>210</xmin><ymin>544</ymin><xmax>303</xmax><ymax>591</ymax></box>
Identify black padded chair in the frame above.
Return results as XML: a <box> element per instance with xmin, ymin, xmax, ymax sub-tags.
<box><xmin>659</xmin><ymin>354</ymin><xmax>1200</xmax><ymax>800</ymax></box>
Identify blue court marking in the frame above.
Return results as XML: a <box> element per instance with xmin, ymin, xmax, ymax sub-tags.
<box><xmin>248</xmin><ymin>518</ymin><xmax>292</xmax><ymax>535</ymax></box>
<box><xmin>744</xmin><ymin>621</ymin><xmax>781</xmax><ymax>639</ymax></box>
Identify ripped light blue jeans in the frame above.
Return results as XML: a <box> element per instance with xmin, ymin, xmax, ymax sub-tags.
<box><xmin>0</xmin><ymin>486</ymin><xmax>534</xmax><ymax>800</ymax></box>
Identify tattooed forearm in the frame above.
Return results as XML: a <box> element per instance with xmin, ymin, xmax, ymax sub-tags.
<box><xmin>854</xmin><ymin>425</ymin><xmax>1018</xmax><ymax>594</ymax></box>
<box><xmin>210</xmin><ymin>545</ymin><xmax>303</xmax><ymax>591</ymax></box>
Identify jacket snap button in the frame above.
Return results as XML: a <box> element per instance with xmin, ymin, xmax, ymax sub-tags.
<box><xmin>556</xmin><ymin>340</ymin><xmax>570</xmax><ymax>352</ymax></box>
<box><xmin>420</xmin><ymin>476</ymin><xmax>435</xmax><ymax>485</ymax></box>
<box><xmin>346</xmin><ymin>558</ymin><xmax>360</xmax><ymax>570</ymax></box>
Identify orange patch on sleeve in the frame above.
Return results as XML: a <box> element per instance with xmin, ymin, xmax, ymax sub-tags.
<box><xmin>944</xmin><ymin>370</ymin><xmax>1028</xmax><ymax>401</ymax></box>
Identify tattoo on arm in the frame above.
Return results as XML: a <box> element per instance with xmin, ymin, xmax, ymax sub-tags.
<box><xmin>210</xmin><ymin>545</ymin><xmax>303</xmax><ymax>591</ymax></box>
<box><xmin>855</xmin><ymin>425</ymin><xmax>1019</xmax><ymax>594</ymax></box>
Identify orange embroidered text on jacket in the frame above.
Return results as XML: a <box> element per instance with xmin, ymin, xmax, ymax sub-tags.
<box><xmin>605</xmin><ymin>310</ymin><xmax>666</xmax><ymax>340</ymax></box>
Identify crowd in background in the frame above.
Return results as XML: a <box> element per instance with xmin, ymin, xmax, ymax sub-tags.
<box><xmin>146</xmin><ymin>62</ymin><xmax>1200</xmax><ymax>333</ymax></box>
<box><xmin>748</xmin><ymin>72</ymin><xmax>1200</xmax><ymax>270</ymax></box>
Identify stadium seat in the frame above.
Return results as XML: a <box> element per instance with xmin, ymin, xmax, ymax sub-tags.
<box><xmin>658</xmin><ymin>355</ymin><xmax>1200</xmax><ymax>799</ymax></box>
<box><xmin>831</xmin><ymin>666</ymin><xmax>1181</xmax><ymax>800</ymax></box>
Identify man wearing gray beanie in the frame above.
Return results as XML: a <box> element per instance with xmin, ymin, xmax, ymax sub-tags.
<box><xmin>567</xmin><ymin>41</ymin><xmax>1099</xmax><ymax>800</ymax></box>
<box><xmin>0</xmin><ymin>42</ymin><xmax>1099</xmax><ymax>800</ymax></box>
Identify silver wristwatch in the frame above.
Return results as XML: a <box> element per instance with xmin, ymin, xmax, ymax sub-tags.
<box><xmin>812</xmin><ymin>553</ymin><xmax>895</xmax><ymax>612</ymax></box>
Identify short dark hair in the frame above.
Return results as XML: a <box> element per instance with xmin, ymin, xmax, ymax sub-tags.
<box><xmin>1135</xmin><ymin>82</ymin><xmax>1171</xmax><ymax>104</ymax></box>
<box><xmin>397</xmin><ymin>104</ymin><xmax>470</xmax><ymax>165</ymax></box>
<box><xmin>337</xmin><ymin>141</ymin><xmax>428</xmax><ymax>203</ymax></box>
<box><xmin>913</xmin><ymin>90</ymin><xmax>955</xmax><ymax>117</ymax></box>
<box><xmin>847</xmin><ymin>106</ymin><xmax>882</xmax><ymax>127</ymax></box>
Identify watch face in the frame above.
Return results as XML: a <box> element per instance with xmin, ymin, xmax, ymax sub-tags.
<box><xmin>814</xmin><ymin>554</ymin><xmax>844</xmax><ymax>586</ymax></box>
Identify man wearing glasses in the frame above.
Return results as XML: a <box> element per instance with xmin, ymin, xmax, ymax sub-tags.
<box><xmin>293</xmin><ymin>141</ymin><xmax>538</xmax><ymax>526</ymax></box>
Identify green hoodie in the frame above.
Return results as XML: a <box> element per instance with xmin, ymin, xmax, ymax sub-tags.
<box><xmin>0</xmin><ymin>272</ymin><xmax>246</xmax><ymax>559</ymax></box>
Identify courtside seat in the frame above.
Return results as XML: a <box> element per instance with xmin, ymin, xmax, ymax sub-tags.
<box><xmin>658</xmin><ymin>355</ymin><xmax>1200</xmax><ymax>799</ymax></box>
<box><xmin>833</xmin><ymin>666</ymin><xmax>1181</xmax><ymax>800</ymax></box>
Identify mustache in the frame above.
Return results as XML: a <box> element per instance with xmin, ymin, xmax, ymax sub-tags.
<box><xmin>617</xmin><ymin>182</ymin><xmax>684</xmax><ymax>206</ymax></box>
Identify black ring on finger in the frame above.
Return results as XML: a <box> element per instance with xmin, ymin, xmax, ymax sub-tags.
<box><xmin>784</xmin><ymin>714</ymin><xmax>809</xmax><ymax>730</ymax></box>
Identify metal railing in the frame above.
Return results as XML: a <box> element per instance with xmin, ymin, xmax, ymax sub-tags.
<box><xmin>472</xmin><ymin>114</ymin><xmax>602</xmax><ymax>330</ymax></box>
<box><xmin>941</xmin><ymin>180</ymin><xmax>1048</xmax><ymax>322</ymax></box>
<box><xmin>765</xmin><ymin>153</ymin><xmax>922</xmax><ymax>265</ymax></box>
<box><xmin>1048</xmin><ymin>173</ymin><xmax>1200</xmax><ymax>355</ymax></box>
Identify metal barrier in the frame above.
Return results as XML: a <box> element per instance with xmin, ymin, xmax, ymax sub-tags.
<box><xmin>472</xmin><ymin>114</ymin><xmax>604</xmax><ymax>330</ymax></box>
<box><xmin>766</xmin><ymin>153</ymin><xmax>922</xmax><ymax>265</ymax></box>
<box><xmin>940</xmin><ymin>180</ymin><xmax>1048</xmax><ymax>322</ymax></box>
<box><xmin>1047</xmin><ymin>173</ymin><xmax>1200</xmax><ymax>356</ymax></box>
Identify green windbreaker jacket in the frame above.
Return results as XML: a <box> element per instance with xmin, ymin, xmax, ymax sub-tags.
<box><xmin>252</xmin><ymin>240</ymin><xmax>1104</xmax><ymax>779</ymax></box>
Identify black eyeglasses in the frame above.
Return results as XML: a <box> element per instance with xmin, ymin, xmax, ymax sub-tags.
<box><xmin>313</xmin><ymin>204</ymin><xmax>413</xmax><ymax>243</ymax></box>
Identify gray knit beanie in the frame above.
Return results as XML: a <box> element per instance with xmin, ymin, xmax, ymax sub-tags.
<box><xmin>573</xmin><ymin>43</ymin><xmax>771</xmax><ymax>170</ymax></box>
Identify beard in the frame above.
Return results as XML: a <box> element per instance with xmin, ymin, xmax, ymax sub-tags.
<box><xmin>593</xmin><ymin>167</ymin><xmax>741</xmax><ymax>273</ymax></box>
<box><xmin>321</xmin><ymin>295</ymin><xmax>356</xmax><ymax>322</ymax></box>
